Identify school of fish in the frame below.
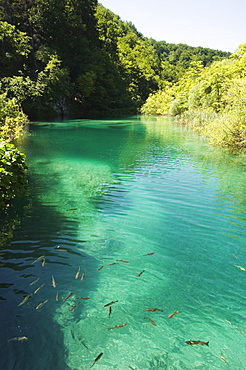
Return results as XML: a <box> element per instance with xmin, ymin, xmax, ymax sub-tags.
<box><xmin>13</xmin><ymin>249</ymin><xmax>234</xmax><ymax>368</ymax></box>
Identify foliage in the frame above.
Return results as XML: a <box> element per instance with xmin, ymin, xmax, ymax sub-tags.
<box><xmin>141</xmin><ymin>87</ymin><xmax>173</xmax><ymax>116</ymax></box>
<box><xmin>0</xmin><ymin>1</ymin><xmax>233</xmax><ymax>118</ymax></box>
<box><xmin>0</xmin><ymin>93</ymin><xmax>28</xmax><ymax>141</ymax></box>
<box><xmin>0</xmin><ymin>140</ymin><xmax>27</xmax><ymax>208</ymax></box>
<box><xmin>151</xmin><ymin>40</ymin><xmax>231</xmax><ymax>69</ymax></box>
<box><xmin>0</xmin><ymin>21</ymin><xmax>31</xmax><ymax>78</ymax></box>
<box><xmin>142</xmin><ymin>44</ymin><xmax>246</xmax><ymax>151</ymax></box>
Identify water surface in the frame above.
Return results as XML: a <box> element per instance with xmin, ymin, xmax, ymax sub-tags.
<box><xmin>1</xmin><ymin>116</ymin><xmax>246</xmax><ymax>369</ymax></box>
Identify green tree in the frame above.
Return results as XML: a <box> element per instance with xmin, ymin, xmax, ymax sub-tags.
<box><xmin>0</xmin><ymin>21</ymin><xmax>31</xmax><ymax>78</ymax></box>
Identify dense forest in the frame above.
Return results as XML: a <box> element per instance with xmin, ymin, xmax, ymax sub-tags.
<box><xmin>141</xmin><ymin>45</ymin><xmax>246</xmax><ymax>151</ymax></box>
<box><xmin>0</xmin><ymin>0</ymin><xmax>243</xmax><ymax>207</ymax></box>
<box><xmin>0</xmin><ymin>1</ymin><xmax>230</xmax><ymax>123</ymax></box>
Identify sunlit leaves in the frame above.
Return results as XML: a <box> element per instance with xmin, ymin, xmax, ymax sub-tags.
<box><xmin>0</xmin><ymin>139</ymin><xmax>27</xmax><ymax>208</ymax></box>
<box><xmin>0</xmin><ymin>21</ymin><xmax>31</xmax><ymax>78</ymax></box>
<box><xmin>0</xmin><ymin>93</ymin><xmax>28</xmax><ymax>141</ymax></box>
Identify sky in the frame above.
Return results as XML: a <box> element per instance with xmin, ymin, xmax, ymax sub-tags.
<box><xmin>99</xmin><ymin>0</ymin><xmax>246</xmax><ymax>53</ymax></box>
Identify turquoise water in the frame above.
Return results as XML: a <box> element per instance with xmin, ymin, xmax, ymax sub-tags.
<box><xmin>1</xmin><ymin>116</ymin><xmax>246</xmax><ymax>369</ymax></box>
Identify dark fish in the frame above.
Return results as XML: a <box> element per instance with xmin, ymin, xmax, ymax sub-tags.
<box><xmin>90</xmin><ymin>352</ymin><xmax>103</xmax><ymax>368</ymax></box>
<box><xmin>36</xmin><ymin>299</ymin><xmax>49</xmax><ymax>310</ymax></box>
<box><xmin>97</xmin><ymin>265</ymin><xmax>104</xmax><ymax>271</ymax></box>
<box><xmin>143</xmin><ymin>252</ymin><xmax>155</xmax><ymax>256</ymax></box>
<box><xmin>108</xmin><ymin>323</ymin><xmax>128</xmax><ymax>330</ymax></box>
<box><xmin>168</xmin><ymin>311</ymin><xmax>181</xmax><ymax>319</ymax></box>
<box><xmin>64</xmin><ymin>292</ymin><xmax>76</xmax><ymax>301</ymax></box>
<box><xmin>144</xmin><ymin>317</ymin><xmax>156</xmax><ymax>326</ymax></box>
<box><xmin>77</xmin><ymin>297</ymin><xmax>90</xmax><ymax>300</ymax></box>
<box><xmin>109</xmin><ymin>306</ymin><xmax>112</xmax><ymax>318</ymax></box>
<box><xmin>67</xmin><ymin>208</ymin><xmax>77</xmax><ymax>211</ymax></box>
<box><xmin>108</xmin><ymin>262</ymin><xmax>119</xmax><ymax>265</ymax></box>
<box><xmin>144</xmin><ymin>308</ymin><xmax>163</xmax><ymax>312</ymax></box>
<box><xmin>18</xmin><ymin>295</ymin><xmax>31</xmax><ymax>306</ymax></box>
<box><xmin>186</xmin><ymin>340</ymin><xmax>209</xmax><ymax>346</ymax></box>
<box><xmin>104</xmin><ymin>300</ymin><xmax>118</xmax><ymax>307</ymax></box>
<box><xmin>8</xmin><ymin>336</ymin><xmax>28</xmax><ymax>342</ymax></box>
<box><xmin>69</xmin><ymin>304</ymin><xmax>79</xmax><ymax>311</ymax></box>
<box><xmin>136</xmin><ymin>270</ymin><xmax>145</xmax><ymax>277</ymax></box>
<box><xmin>82</xmin><ymin>341</ymin><xmax>89</xmax><ymax>350</ymax></box>
<box><xmin>117</xmin><ymin>260</ymin><xmax>129</xmax><ymax>263</ymax></box>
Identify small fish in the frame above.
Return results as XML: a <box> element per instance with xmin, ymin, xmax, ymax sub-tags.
<box><xmin>8</xmin><ymin>336</ymin><xmax>28</xmax><ymax>342</ymax></box>
<box><xmin>81</xmin><ymin>271</ymin><xmax>86</xmax><ymax>281</ymax></box>
<box><xmin>186</xmin><ymin>340</ymin><xmax>209</xmax><ymax>346</ymax></box>
<box><xmin>69</xmin><ymin>304</ymin><xmax>79</xmax><ymax>311</ymax></box>
<box><xmin>51</xmin><ymin>275</ymin><xmax>56</xmax><ymax>288</ymax></box>
<box><xmin>168</xmin><ymin>311</ymin><xmax>181</xmax><ymax>319</ymax></box>
<box><xmin>30</xmin><ymin>278</ymin><xmax>40</xmax><ymax>286</ymax></box>
<box><xmin>144</xmin><ymin>308</ymin><xmax>163</xmax><ymax>312</ymax></box>
<box><xmin>36</xmin><ymin>299</ymin><xmax>49</xmax><ymax>310</ymax></box>
<box><xmin>109</xmin><ymin>306</ymin><xmax>112</xmax><ymax>318</ymax></box>
<box><xmin>117</xmin><ymin>260</ymin><xmax>129</xmax><ymax>263</ymax></box>
<box><xmin>143</xmin><ymin>252</ymin><xmax>155</xmax><ymax>256</ymax></box>
<box><xmin>67</xmin><ymin>208</ymin><xmax>77</xmax><ymax>211</ymax></box>
<box><xmin>136</xmin><ymin>270</ymin><xmax>145</xmax><ymax>277</ymax></box>
<box><xmin>64</xmin><ymin>292</ymin><xmax>76</xmax><ymax>301</ymax></box>
<box><xmin>234</xmin><ymin>265</ymin><xmax>246</xmax><ymax>271</ymax></box>
<box><xmin>34</xmin><ymin>283</ymin><xmax>45</xmax><ymax>294</ymax></box>
<box><xmin>56</xmin><ymin>246</ymin><xmax>67</xmax><ymax>252</ymax></box>
<box><xmin>41</xmin><ymin>258</ymin><xmax>46</xmax><ymax>267</ymax></box>
<box><xmin>97</xmin><ymin>265</ymin><xmax>104</xmax><ymax>271</ymax></box>
<box><xmin>108</xmin><ymin>323</ymin><xmax>128</xmax><ymax>330</ymax></box>
<box><xmin>220</xmin><ymin>352</ymin><xmax>230</xmax><ymax>367</ymax></box>
<box><xmin>82</xmin><ymin>341</ymin><xmax>89</xmax><ymax>350</ymax></box>
<box><xmin>90</xmin><ymin>352</ymin><xmax>103</xmax><ymax>368</ymax></box>
<box><xmin>75</xmin><ymin>266</ymin><xmax>81</xmax><ymax>279</ymax></box>
<box><xmin>232</xmin><ymin>253</ymin><xmax>238</xmax><ymax>259</ymax></box>
<box><xmin>108</xmin><ymin>262</ymin><xmax>119</xmax><ymax>265</ymax></box>
<box><xmin>56</xmin><ymin>292</ymin><xmax>59</xmax><ymax>301</ymax></box>
<box><xmin>144</xmin><ymin>317</ymin><xmax>156</xmax><ymax>326</ymax></box>
<box><xmin>236</xmin><ymin>327</ymin><xmax>246</xmax><ymax>335</ymax></box>
<box><xmin>32</xmin><ymin>255</ymin><xmax>45</xmax><ymax>264</ymax></box>
<box><xmin>104</xmin><ymin>300</ymin><xmax>118</xmax><ymax>307</ymax></box>
<box><xmin>18</xmin><ymin>295</ymin><xmax>31</xmax><ymax>306</ymax></box>
<box><xmin>77</xmin><ymin>297</ymin><xmax>90</xmax><ymax>300</ymax></box>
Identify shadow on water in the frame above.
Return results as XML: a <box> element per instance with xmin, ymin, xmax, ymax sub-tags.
<box><xmin>0</xmin><ymin>192</ymin><xmax>98</xmax><ymax>370</ymax></box>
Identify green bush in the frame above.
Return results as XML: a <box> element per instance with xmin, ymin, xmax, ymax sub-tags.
<box><xmin>0</xmin><ymin>140</ymin><xmax>27</xmax><ymax>208</ymax></box>
<box><xmin>0</xmin><ymin>93</ymin><xmax>28</xmax><ymax>141</ymax></box>
<box><xmin>202</xmin><ymin>110</ymin><xmax>246</xmax><ymax>151</ymax></box>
